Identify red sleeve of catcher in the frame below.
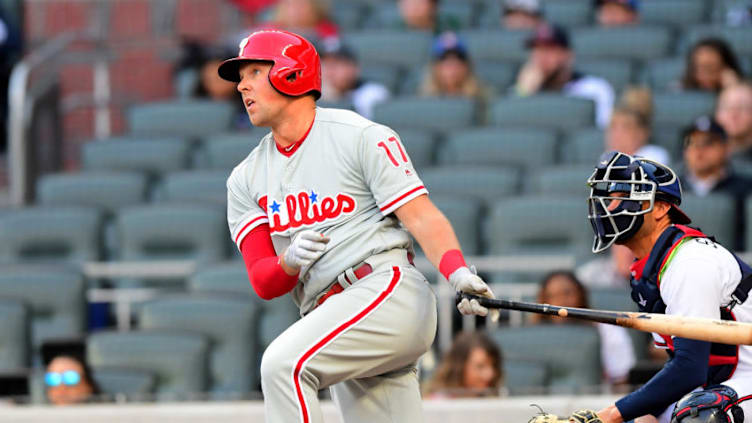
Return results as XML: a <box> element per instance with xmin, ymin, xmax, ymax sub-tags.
<box><xmin>240</xmin><ymin>224</ymin><xmax>299</xmax><ymax>300</ymax></box>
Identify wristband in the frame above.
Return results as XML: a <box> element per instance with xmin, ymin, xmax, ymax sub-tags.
<box><xmin>439</xmin><ymin>249</ymin><xmax>467</xmax><ymax>280</ymax></box>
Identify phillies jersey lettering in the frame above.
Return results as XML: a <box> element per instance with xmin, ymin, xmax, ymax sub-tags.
<box><xmin>226</xmin><ymin>107</ymin><xmax>428</xmax><ymax>314</ymax></box>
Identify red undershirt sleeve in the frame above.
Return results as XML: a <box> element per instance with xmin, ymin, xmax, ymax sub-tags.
<box><xmin>240</xmin><ymin>224</ymin><xmax>299</xmax><ymax>300</ymax></box>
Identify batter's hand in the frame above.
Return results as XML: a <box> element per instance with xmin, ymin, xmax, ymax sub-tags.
<box><xmin>283</xmin><ymin>230</ymin><xmax>330</xmax><ymax>271</ymax></box>
<box><xmin>449</xmin><ymin>266</ymin><xmax>500</xmax><ymax>322</ymax></box>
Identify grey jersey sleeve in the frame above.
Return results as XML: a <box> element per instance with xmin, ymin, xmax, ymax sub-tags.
<box><xmin>227</xmin><ymin>166</ymin><xmax>269</xmax><ymax>250</ymax></box>
<box><xmin>359</xmin><ymin>124</ymin><xmax>428</xmax><ymax>215</ymax></box>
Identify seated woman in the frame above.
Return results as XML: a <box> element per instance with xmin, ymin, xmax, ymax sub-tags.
<box><xmin>680</xmin><ymin>38</ymin><xmax>743</xmax><ymax>93</ymax></box>
<box><xmin>423</xmin><ymin>331</ymin><xmax>504</xmax><ymax>398</ymax></box>
<box><xmin>41</xmin><ymin>338</ymin><xmax>100</xmax><ymax>405</ymax></box>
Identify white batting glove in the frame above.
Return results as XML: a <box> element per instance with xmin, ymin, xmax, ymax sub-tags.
<box><xmin>449</xmin><ymin>266</ymin><xmax>500</xmax><ymax>322</ymax></box>
<box><xmin>283</xmin><ymin>230</ymin><xmax>330</xmax><ymax>271</ymax></box>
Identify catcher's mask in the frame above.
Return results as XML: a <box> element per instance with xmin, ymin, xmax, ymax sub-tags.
<box><xmin>586</xmin><ymin>151</ymin><xmax>690</xmax><ymax>253</ymax></box>
<box><xmin>670</xmin><ymin>385</ymin><xmax>744</xmax><ymax>423</ymax></box>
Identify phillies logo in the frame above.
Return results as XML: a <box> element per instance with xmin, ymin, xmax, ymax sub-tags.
<box><xmin>260</xmin><ymin>191</ymin><xmax>356</xmax><ymax>233</ymax></box>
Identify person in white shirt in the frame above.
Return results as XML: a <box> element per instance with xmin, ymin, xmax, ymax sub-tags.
<box><xmin>587</xmin><ymin>151</ymin><xmax>752</xmax><ymax>423</ymax></box>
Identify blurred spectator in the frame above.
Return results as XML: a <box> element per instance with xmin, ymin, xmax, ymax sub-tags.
<box><xmin>606</xmin><ymin>107</ymin><xmax>670</xmax><ymax>165</ymax></box>
<box><xmin>679</xmin><ymin>115</ymin><xmax>751</xmax><ymax>250</ymax></box>
<box><xmin>681</xmin><ymin>38</ymin><xmax>743</xmax><ymax>93</ymax></box>
<box><xmin>715</xmin><ymin>82</ymin><xmax>752</xmax><ymax>156</ymax></box>
<box><xmin>500</xmin><ymin>0</ymin><xmax>544</xmax><ymax>30</ymax></box>
<box><xmin>268</xmin><ymin>0</ymin><xmax>338</xmax><ymax>43</ymax></box>
<box><xmin>320</xmin><ymin>39</ymin><xmax>390</xmax><ymax>119</ymax></box>
<box><xmin>595</xmin><ymin>0</ymin><xmax>639</xmax><ymax>27</ymax></box>
<box><xmin>532</xmin><ymin>271</ymin><xmax>636</xmax><ymax>384</ymax></box>
<box><xmin>396</xmin><ymin>0</ymin><xmax>461</xmax><ymax>34</ymax></box>
<box><xmin>719</xmin><ymin>0</ymin><xmax>752</xmax><ymax>26</ymax></box>
<box><xmin>423</xmin><ymin>331</ymin><xmax>503</xmax><ymax>398</ymax></box>
<box><xmin>514</xmin><ymin>24</ymin><xmax>614</xmax><ymax>128</ymax></box>
<box><xmin>41</xmin><ymin>339</ymin><xmax>100</xmax><ymax>406</ymax></box>
<box><xmin>577</xmin><ymin>245</ymin><xmax>634</xmax><ymax>289</ymax></box>
<box><xmin>419</xmin><ymin>33</ymin><xmax>491</xmax><ymax>111</ymax></box>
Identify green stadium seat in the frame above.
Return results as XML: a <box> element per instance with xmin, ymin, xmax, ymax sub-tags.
<box><xmin>360</xmin><ymin>64</ymin><xmax>402</xmax><ymax>94</ymax></box>
<box><xmin>82</xmin><ymin>137</ymin><xmax>192</xmax><ymax>177</ymax></box>
<box><xmin>589</xmin><ymin>288</ymin><xmax>636</xmax><ymax>312</ymax></box>
<box><xmin>474</xmin><ymin>61</ymin><xmax>517</xmax><ymax>92</ymax></box>
<box><xmin>421</xmin><ymin>166</ymin><xmax>520</xmax><ymax>204</ymax></box>
<box><xmin>681</xmin><ymin>194</ymin><xmax>736</xmax><ymax>247</ymax></box>
<box><xmin>128</xmin><ymin>100</ymin><xmax>236</xmax><ymax>138</ymax></box>
<box><xmin>258</xmin><ymin>295</ymin><xmax>300</xmax><ymax>353</ymax></box>
<box><xmin>485</xmin><ymin>195</ymin><xmax>592</xmax><ymax>258</ymax></box>
<box><xmin>373</xmin><ymin>97</ymin><xmax>477</xmax><ymax>132</ymax></box>
<box><xmin>680</xmin><ymin>25</ymin><xmax>752</xmax><ymax>56</ymax></box>
<box><xmin>0</xmin><ymin>207</ymin><xmax>103</xmax><ymax>264</ymax></box>
<box><xmin>439</xmin><ymin>127</ymin><xmax>557</xmax><ymax>169</ymax></box>
<box><xmin>641</xmin><ymin>57</ymin><xmax>685</xmax><ymax>91</ymax></box>
<box><xmin>0</xmin><ymin>266</ymin><xmax>85</xmax><ymax>348</ymax></box>
<box><xmin>481</xmin><ymin>0</ymin><xmax>592</xmax><ymax>28</ymax></box>
<box><xmin>651</xmin><ymin>124</ymin><xmax>684</xmax><ymax>160</ymax></box>
<box><xmin>640</xmin><ymin>0</ymin><xmax>708</xmax><ymax>27</ymax></box>
<box><xmin>561</xmin><ymin>127</ymin><xmax>604</xmax><ymax>164</ymax></box>
<box><xmin>572</xmin><ymin>26</ymin><xmax>672</xmax><ymax>60</ymax></box>
<box><xmin>503</xmin><ymin>359</ymin><xmax>547</xmax><ymax>396</ymax></box>
<box><xmin>330</xmin><ymin>2</ymin><xmax>366</xmax><ymax>29</ymax></box>
<box><xmin>459</xmin><ymin>29</ymin><xmax>532</xmax><ymax>62</ymax></box>
<box><xmin>198</xmin><ymin>131</ymin><xmax>266</xmax><ymax>170</ymax></box>
<box><xmin>139</xmin><ymin>294</ymin><xmax>261</xmax><ymax>394</ymax></box>
<box><xmin>0</xmin><ymin>299</ymin><xmax>29</xmax><ymax>371</ymax></box>
<box><xmin>346</xmin><ymin>31</ymin><xmax>432</xmax><ymax>68</ymax></box>
<box><xmin>87</xmin><ymin>331</ymin><xmax>210</xmax><ymax>396</ymax></box>
<box><xmin>36</xmin><ymin>172</ymin><xmax>148</xmax><ymax>215</ymax></box>
<box><xmin>92</xmin><ymin>367</ymin><xmax>156</xmax><ymax>399</ymax></box>
<box><xmin>490</xmin><ymin>95</ymin><xmax>595</xmax><ymax>130</ymax></box>
<box><xmin>156</xmin><ymin>170</ymin><xmax>229</xmax><ymax>205</ymax></box>
<box><xmin>528</xmin><ymin>164</ymin><xmax>593</xmax><ymax>196</ymax></box>
<box><xmin>393</xmin><ymin>128</ymin><xmax>436</xmax><ymax>170</ymax></box>
<box><xmin>652</xmin><ymin>92</ymin><xmax>716</xmax><ymax>127</ymax></box>
<box><xmin>576</xmin><ymin>59</ymin><xmax>634</xmax><ymax>92</ymax></box>
<box><xmin>188</xmin><ymin>262</ymin><xmax>252</xmax><ymax>295</ymax></box>
<box><xmin>430</xmin><ymin>195</ymin><xmax>484</xmax><ymax>256</ymax></box>
<box><xmin>365</xmin><ymin>3</ymin><xmax>476</xmax><ymax>29</ymax></box>
<box><xmin>491</xmin><ymin>325</ymin><xmax>601</xmax><ymax>391</ymax></box>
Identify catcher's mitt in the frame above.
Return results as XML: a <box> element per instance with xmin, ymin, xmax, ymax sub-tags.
<box><xmin>528</xmin><ymin>408</ymin><xmax>603</xmax><ymax>423</ymax></box>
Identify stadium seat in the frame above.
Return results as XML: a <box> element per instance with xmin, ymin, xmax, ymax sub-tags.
<box><xmin>651</xmin><ymin>124</ymin><xmax>684</xmax><ymax>161</ymax></box>
<box><xmin>503</xmin><ymin>359</ymin><xmax>547</xmax><ymax>396</ymax></box>
<box><xmin>421</xmin><ymin>166</ymin><xmax>520</xmax><ymax>204</ymax></box>
<box><xmin>474</xmin><ymin>61</ymin><xmax>517</xmax><ymax>92</ymax></box>
<box><xmin>156</xmin><ymin>170</ymin><xmax>229</xmax><ymax>205</ymax></box>
<box><xmin>485</xmin><ymin>195</ymin><xmax>593</xmax><ymax>258</ymax></box>
<box><xmin>198</xmin><ymin>131</ymin><xmax>267</xmax><ymax>170</ymax></box>
<box><xmin>571</xmin><ymin>26</ymin><xmax>672</xmax><ymax>61</ymax></box>
<box><xmin>360</xmin><ymin>64</ymin><xmax>401</xmax><ymax>94</ymax></box>
<box><xmin>82</xmin><ymin>137</ymin><xmax>192</xmax><ymax>177</ymax></box>
<box><xmin>491</xmin><ymin>325</ymin><xmax>601</xmax><ymax>391</ymax></box>
<box><xmin>680</xmin><ymin>25</ymin><xmax>752</xmax><ymax>56</ymax></box>
<box><xmin>365</xmin><ymin>3</ymin><xmax>476</xmax><ymax>29</ymax></box>
<box><xmin>681</xmin><ymin>194</ymin><xmax>736</xmax><ymax>247</ymax></box>
<box><xmin>346</xmin><ymin>31</ymin><xmax>432</xmax><ymax>68</ymax></box>
<box><xmin>640</xmin><ymin>0</ymin><xmax>708</xmax><ymax>27</ymax></box>
<box><xmin>0</xmin><ymin>206</ymin><xmax>102</xmax><ymax>264</ymax></box>
<box><xmin>576</xmin><ymin>59</ymin><xmax>634</xmax><ymax>92</ymax></box>
<box><xmin>641</xmin><ymin>57</ymin><xmax>685</xmax><ymax>91</ymax></box>
<box><xmin>652</xmin><ymin>92</ymin><xmax>716</xmax><ymax>127</ymax></box>
<box><xmin>393</xmin><ymin>128</ymin><xmax>436</xmax><ymax>170</ymax></box>
<box><xmin>0</xmin><ymin>266</ymin><xmax>86</xmax><ymax>348</ymax></box>
<box><xmin>92</xmin><ymin>367</ymin><xmax>156</xmax><ymax>399</ymax></box>
<box><xmin>480</xmin><ymin>0</ymin><xmax>592</xmax><ymax>28</ymax></box>
<box><xmin>527</xmin><ymin>164</ymin><xmax>593</xmax><ymax>196</ymax></box>
<box><xmin>128</xmin><ymin>100</ymin><xmax>236</xmax><ymax>138</ymax></box>
<box><xmin>373</xmin><ymin>97</ymin><xmax>477</xmax><ymax>132</ymax></box>
<box><xmin>589</xmin><ymin>288</ymin><xmax>636</xmax><ymax>312</ymax></box>
<box><xmin>188</xmin><ymin>262</ymin><xmax>251</xmax><ymax>295</ymax></box>
<box><xmin>36</xmin><ymin>172</ymin><xmax>148</xmax><ymax>215</ymax></box>
<box><xmin>439</xmin><ymin>127</ymin><xmax>557</xmax><ymax>169</ymax></box>
<box><xmin>489</xmin><ymin>95</ymin><xmax>595</xmax><ymax>130</ymax></box>
<box><xmin>459</xmin><ymin>29</ymin><xmax>532</xmax><ymax>62</ymax></box>
<box><xmin>0</xmin><ymin>299</ymin><xmax>29</xmax><ymax>371</ymax></box>
<box><xmin>257</xmin><ymin>295</ymin><xmax>300</xmax><ymax>353</ymax></box>
<box><xmin>429</xmin><ymin>195</ymin><xmax>484</xmax><ymax>256</ymax></box>
<box><xmin>330</xmin><ymin>1</ymin><xmax>366</xmax><ymax>29</ymax></box>
<box><xmin>87</xmin><ymin>331</ymin><xmax>210</xmax><ymax>396</ymax></box>
<box><xmin>711</xmin><ymin>1</ymin><xmax>751</xmax><ymax>24</ymax></box>
<box><xmin>561</xmin><ymin>127</ymin><xmax>604</xmax><ymax>164</ymax></box>
<box><xmin>139</xmin><ymin>294</ymin><xmax>261</xmax><ymax>394</ymax></box>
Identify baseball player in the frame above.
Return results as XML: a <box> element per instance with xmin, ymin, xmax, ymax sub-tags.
<box><xmin>586</xmin><ymin>151</ymin><xmax>752</xmax><ymax>423</ymax></box>
<box><xmin>217</xmin><ymin>30</ymin><xmax>498</xmax><ymax>423</ymax></box>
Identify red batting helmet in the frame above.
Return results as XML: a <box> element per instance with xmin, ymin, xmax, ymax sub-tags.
<box><xmin>217</xmin><ymin>30</ymin><xmax>321</xmax><ymax>99</ymax></box>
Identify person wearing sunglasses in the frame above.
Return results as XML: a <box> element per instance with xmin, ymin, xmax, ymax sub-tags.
<box><xmin>41</xmin><ymin>339</ymin><xmax>99</xmax><ymax>406</ymax></box>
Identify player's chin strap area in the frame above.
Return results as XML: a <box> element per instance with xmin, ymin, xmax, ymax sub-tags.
<box><xmin>671</xmin><ymin>385</ymin><xmax>745</xmax><ymax>423</ymax></box>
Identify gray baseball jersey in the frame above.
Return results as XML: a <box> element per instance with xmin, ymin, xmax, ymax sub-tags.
<box><xmin>227</xmin><ymin>107</ymin><xmax>428</xmax><ymax>314</ymax></box>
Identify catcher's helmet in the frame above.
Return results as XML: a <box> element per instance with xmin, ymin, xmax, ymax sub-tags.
<box><xmin>670</xmin><ymin>385</ymin><xmax>744</xmax><ymax>423</ymax></box>
<box><xmin>586</xmin><ymin>151</ymin><xmax>691</xmax><ymax>253</ymax></box>
<box><xmin>217</xmin><ymin>30</ymin><xmax>321</xmax><ymax>99</ymax></box>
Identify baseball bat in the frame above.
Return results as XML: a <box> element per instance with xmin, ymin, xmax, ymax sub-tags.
<box><xmin>457</xmin><ymin>292</ymin><xmax>752</xmax><ymax>345</ymax></box>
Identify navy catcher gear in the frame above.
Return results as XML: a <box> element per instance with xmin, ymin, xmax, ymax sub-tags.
<box><xmin>671</xmin><ymin>385</ymin><xmax>744</xmax><ymax>423</ymax></box>
<box><xmin>586</xmin><ymin>151</ymin><xmax>691</xmax><ymax>253</ymax></box>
